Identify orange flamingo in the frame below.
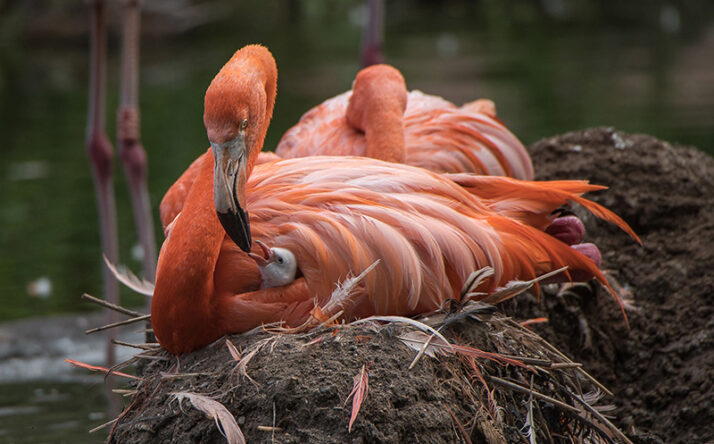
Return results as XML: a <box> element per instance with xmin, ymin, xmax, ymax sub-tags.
<box><xmin>151</xmin><ymin>45</ymin><xmax>638</xmax><ymax>355</ymax></box>
<box><xmin>275</xmin><ymin>64</ymin><xmax>534</xmax><ymax>179</ymax></box>
<box><xmin>158</xmin><ymin>65</ymin><xmax>533</xmax><ymax>230</ymax></box>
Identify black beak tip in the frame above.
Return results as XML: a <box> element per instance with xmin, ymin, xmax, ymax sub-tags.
<box><xmin>217</xmin><ymin>209</ymin><xmax>252</xmax><ymax>252</ymax></box>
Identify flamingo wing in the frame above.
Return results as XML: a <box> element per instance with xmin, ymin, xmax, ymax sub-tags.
<box><xmin>404</xmin><ymin>91</ymin><xmax>534</xmax><ymax>179</ymax></box>
<box><xmin>445</xmin><ymin>174</ymin><xmax>641</xmax><ymax>243</ymax></box>
<box><xmin>234</xmin><ymin>156</ymin><xmax>625</xmax><ymax>324</ymax></box>
<box><xmin>276</xmin><ymin>92</ymin><xmax>368</xmax><ymax>158</ymax></box>
<box><xmin>159</xmin><ymin>152</ymin><xmax>207</xmax><ymax>232</ymax></box>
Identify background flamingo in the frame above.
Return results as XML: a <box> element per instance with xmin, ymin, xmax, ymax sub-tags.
<box><xmin>85</xmin><ymin>0</ymin><xmax>120</xmax><ymax>375</ymax></box>
<box><xmin>276</xmin><ymin>64</ymin><xmax>535</xmax><ymax>179</ymax></box>
<box><xmin>85</xmin><ymin>0</ymin><xmax>158</xmax><ymax>365</ymax></box>
<box><xmin>151</xmin><ymin>45</ymin><xmax>638</xmax><ymax>355</ymax></box>
<box><xmin>158</xmin><ymin>64</ymin><xmax>533</xmax><ymax>230</ymax></box>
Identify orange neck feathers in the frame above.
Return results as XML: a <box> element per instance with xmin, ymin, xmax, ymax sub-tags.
<box><xmin>152</xmin><ymin>150</ymin><xmax>262</xmax><ymax>354</ymax></box>
<box><xmin>346</xmin><ymin>64</ymin><xmax>407</xmax><ymax>163</ymax></box>
<box><xmin>152</xmin><ymin>151</ymin><xmax>226</xmax><ymax>353</ymax></box>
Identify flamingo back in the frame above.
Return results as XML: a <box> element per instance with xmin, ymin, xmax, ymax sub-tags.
<box><xmin>276</xmin><ymin>90</ymin><xmax>534</xmax><ymax>179</ymax></box>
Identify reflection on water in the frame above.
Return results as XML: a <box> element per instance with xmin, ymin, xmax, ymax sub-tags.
<box><xmin>0</xmin><ymin>311</ymin><xmax>142</xmax><ymax>442</ymax></box>
<box><xmin>0</xmin><ymin>378</ymin><xmax>118</xmax><ymax>444</ymax></box>
<box><xmin>0</xmin><ymin>381</ymin><xmax>108</xmax><ymax>444</ymax></box>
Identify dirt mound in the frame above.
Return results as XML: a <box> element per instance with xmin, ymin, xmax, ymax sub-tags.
<box><xmin>109</xmin><ymin>128</ymin><xmax>714</xmax><ymax>443</ymax></box>
<box><xmin>109</xmin><ymin>312</ymin><xmax>631</xmax><ymax>444</ymax></box>
<box><xmin>524</xmin><ymin>127</ymin><xmax>714</xmax><ymax>444</ymax></box>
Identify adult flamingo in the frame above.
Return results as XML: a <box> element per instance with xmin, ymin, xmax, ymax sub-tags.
<box><xmin>151</xmin><ymin>45</ymin><xmax>638</xmax><ymax>355</ymax></box>
<box><xmin>275</xmin><ymin>64</ymin><xmax>534</xmax><ymax>180</ymax></box>
<box><xmin>159</xmin><ymin>65</ymin><xmax>533</xmax><ymax>229</ymax></box>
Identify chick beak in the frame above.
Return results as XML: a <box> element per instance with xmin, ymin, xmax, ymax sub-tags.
<box><xmin>248</xmin><ymin>240</ymin><xmax>273</xmax><ymax>267</ymax></box>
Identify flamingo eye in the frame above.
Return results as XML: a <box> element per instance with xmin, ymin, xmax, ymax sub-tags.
<box><xmin>239</xmin><ymin>118</ymin><xmax>248</xmax><ymax>131</ymax></box>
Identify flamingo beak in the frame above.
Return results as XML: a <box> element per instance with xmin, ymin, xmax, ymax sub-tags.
<box><xmin>212</xmin><ymin>134</ymin><xmax>251</xmax><ymax>252</ymax></box>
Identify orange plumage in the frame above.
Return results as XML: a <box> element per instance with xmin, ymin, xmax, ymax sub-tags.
<box><xmin>151</xmin><ymin>45</ymin><xmax>637</xmax><ymax>355</ymax></box>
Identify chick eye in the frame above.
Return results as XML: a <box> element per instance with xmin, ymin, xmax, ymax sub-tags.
<box><xmin>277</xmin><ymin>256</ymin><xmax>284</xmax><ymax>264</ymax></box>
<box><xmin>239</xmin><ymin>118</ymin><xmax>248</xmax><ymax>131</ymax></box>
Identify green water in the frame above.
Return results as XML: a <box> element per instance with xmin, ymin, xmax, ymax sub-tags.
<box><xmin>0</xmin><ymin>2</ymin><xmax>712</xmax><ymax>319</ymax></box>
<box><xmin>0</xmin><ymin>381</ymin><xmax>108</xmax><ymax>444</ymax></box>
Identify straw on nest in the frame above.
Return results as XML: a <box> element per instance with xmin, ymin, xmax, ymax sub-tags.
<box><xmin>86</xmin><ymin>280</ymin><xmax>631</xmax><ymax>444</ymax></box>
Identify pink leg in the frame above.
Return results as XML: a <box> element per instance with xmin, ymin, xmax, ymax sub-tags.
<box><xmin>543</xmin><ymin>215</ymin><xmax>604</xmax><ymax>283</ymax></box>
<box><xmin>572</xmin><ymin>242</ymin><xmax>602</xmax><ymax>268</ymax></box>
<box><xmin>86</xmin><ymin>0</ymin><xmax>119</xmax><ymax>414</ymax></box>
<box><xmin>361</xmin><ymin>0</ymin><xmax>385</xmax><ymax>67</ymax></box>
<box><xmin>545</xmin><ymin>215</ymin><xmax>602</xmax><ymax>267</ymax></box>
<box><xmin>117</xmin><ymin>0</ymin><xmax>157</xmax><ymax>293</ymax></box>
<box><xmin>546</xmin><ymin>215</ymin><xmax>585</xmax><ymax>245</ymax></box>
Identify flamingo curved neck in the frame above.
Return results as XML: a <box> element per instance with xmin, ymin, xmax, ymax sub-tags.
<box><xmin>346</xmin><ymin>67</ymin><xmax>407</xmax><ymax>163</ymax></box>
<box><xmin>151</xmin><ymin>150</ymin><xmax>225</xmax><ymax>354</ymax></box>
<box><xmin>362</xmin><ymin>109</ymin><xmax>406</xmax><ymax>163</ymax></box>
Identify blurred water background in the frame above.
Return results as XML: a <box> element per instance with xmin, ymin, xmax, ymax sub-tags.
<box><xmin>0</xmin><ymin>0</ymin><xmax>713</xmax><ymax>441</ymax></box>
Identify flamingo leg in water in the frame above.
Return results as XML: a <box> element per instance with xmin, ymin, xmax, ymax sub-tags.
<box><xmin>361</xmin><ymin>0</ymin><xmax>384</xmax><ymax>67</ymax></box>
<box><xmin>85</xmin><ymin>0</ymin><xmax>119</xmax><ymax>414</ymax></box>
<box><xmin>117</xmin><ymin>0</ymin><xmax>157</xmax><ymax>331</ymax></box>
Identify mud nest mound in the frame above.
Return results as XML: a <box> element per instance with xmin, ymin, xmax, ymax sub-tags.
<box><xmin>523</xmin><ymin>127</ymin><xmax>714</xmax><ymax>444</ymax></box>
<box><xmin>110</xmin><ymin>309</ymin><xmax>630</xmax><ymax>443</ymax></box>
<box><xmin>108</xmin><ymin>128</ymin><xmax>713</xmax><ymax>443</ymax></box>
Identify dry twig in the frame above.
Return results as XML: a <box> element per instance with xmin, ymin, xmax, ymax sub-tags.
<box><xmin>112</xmin><ymin>339</ymin><xmax>160</xmax><ymax>350</ymax></box>
<box><xmin>86</xmin><ymin>314</ymin><xmax>151</xmax><ymax>334</ymax></box>
<box><xmin>81</xmin><ymin>292</ymin><xmax>143</xmax><ymax>317</ymax></box>
<box><xmin>487</xmin><ymin>376</ymin><xmax>579</xmax><ymax>414</ymax></box>
<box><xmin>89</xmin><ymin>417</ymin><xmax>118</xmax><ymax>433</ymax></box>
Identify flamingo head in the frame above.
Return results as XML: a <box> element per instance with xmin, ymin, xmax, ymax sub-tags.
<box><xmin>346</xmin><ymin>64</ymin><xmax>407</xmax><ymax>131</ymax></box>
<box><xmin>203</xmin><ymin>45</ymin><xmax>277</xmax><ymax>252</ymax></box>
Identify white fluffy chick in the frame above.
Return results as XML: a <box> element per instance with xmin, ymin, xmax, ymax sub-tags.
<box><xmin>248</xmin><ymin>240</ymin><xmax>298</xmax><ymax>289</ymax></box>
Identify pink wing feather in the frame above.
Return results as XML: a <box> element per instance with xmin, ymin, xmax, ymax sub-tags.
<box><xmin>276</xmin><ymin>90</ymin><xmax>534</xmax><ymax>180</ymax></box>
